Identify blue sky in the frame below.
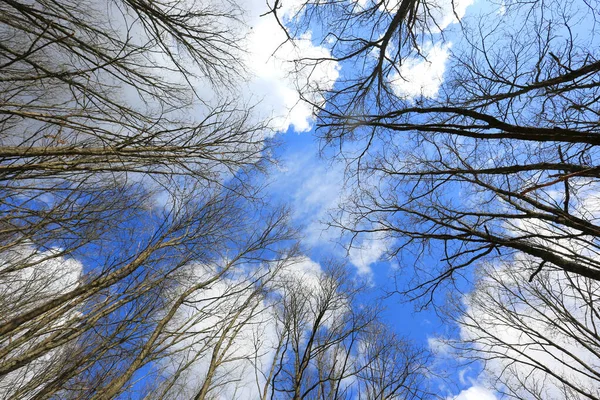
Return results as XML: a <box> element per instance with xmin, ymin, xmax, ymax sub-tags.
<box><xmin>258</xmin><ymin>0</ymin><xmax>600</xmax><ymax>397</ymax></box>
<box><xmin>257</xmin><ymin>1</ymin><xmax>491</xmax><ymax>397</ymax></box>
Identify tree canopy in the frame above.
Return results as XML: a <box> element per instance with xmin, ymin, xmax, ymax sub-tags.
<box><xmin>3</xmin><ymin>0</ymin><xmax>600</xmax><ymax>398</ymax></box>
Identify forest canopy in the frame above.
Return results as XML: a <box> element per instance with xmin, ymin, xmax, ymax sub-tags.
<box><xmin>1</xmin><ymin>0</ymin><xmax>599</xmax><ymax>398</ymax></box>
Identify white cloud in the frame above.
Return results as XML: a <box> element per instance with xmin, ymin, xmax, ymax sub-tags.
<box><xmin>158</xmin><ymin>263</ymin><xmax>277</xmax><ymax>399</ymax></box>
<box><xmin>449</xmin><ymin>385</ymin><xmax>497</xmax><ymax>400</ymax></box>
<box><xmin>428</xmin><ymin>336</ymin><xmax>452</xmax><ymax>356</ymax></box>
<box><xmin>116</xmin><ymin>0</ymin><xmax>338</xmax><ymax>136</ymax></box>
<box><xmin>451</xmin><ymin>183</ymin><xmax>600</xmax><ymax>397</ymax></box>
<box><xmin>0</xmin><ymin>244</ymin><xmax>82</xmax><ymax>319</ymax></box>
<box><xmin>348</xmin><ymin>231</ymin><xmax>389</xmax><ymax>276</ymax></box>
<box><xmin>391</xmin><ymin>42</ymin><xmax>451</xmax><ymax>99</ymax></box>
<box><xmin>245</xmin><ymin>29</ymin><xmax>339</xmax><ymax>133</ymax></box>
<box><xmin>7</xmin><ymin>0</ymin><xmax>340</xmax><ymax>197</ymax></box>
<box><xmin>239</xmin><ymin>1</ymin><xmax>340</xmax><ymax>133</ymax></box>
<box><xmin>270</xmin><ymin>148</ymin><xmax>390</xmax><ymax>275</ymax></box>
<box><xmin>379</xmin><ymin>0</ymin><xmax>475</xmax><ymax>100</ymax></box>
<box><xmin>270</xmin><ymin>149</ymin><xmax>347</xmax><ymax>247</ymax></box>
<box><xmin>378</xmin><ymin>0</ymin><xmax>474</xmax><ymax>31</ymax></box>
<box><xmin>355</xmin><ymin>0</ymin><xmax>370</xmax><ymax>9</ymax></box>
<box><xmin>442</xmin><ymin>182</ymin><xmax>600</xmax><ymax>399</ymax></box>
<box><xmin>497</xmin><ymin>1</ymin><xmax>506</xmax><ymax>16</ymax></box>
<box><xmin>457</xmin><ymin>264</ymin><xmax>600</xmax><ymax>399</ymax></box>
<box><xmin>423</xmin><ymin>0</ymin><xmax>475</xmax><ymax>31</ymax></box>
<box><xmin>269</xmin><ymin>256</ymin><xmax>324</xmax><ymax>291</ymax></box>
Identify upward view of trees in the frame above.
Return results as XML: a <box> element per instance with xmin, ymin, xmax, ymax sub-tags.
<box><xmin>0</xmin><ymin>0</ymin><xmax>293</xmax><ymax>397</ymax></box>
<box><xmin>3</xmin><ymin>0</ymin><xmax>600</xmax><ymax>398</ymax></box>
<box><xmin>448</xmin><ymin>258</ymin><xmax>600</xmax><ymax>399</ymax></box>
<box><xmin>282</xmin><ymin>0</ymin><xmax>600</xmax><ymax>294</ymax></box>
<box><xmin>0</xmin><ymin>0</ymin><xmax>428</xmax><ymax>398</ymax></box>
<box><xmin>277</xmin><ymin>0</ymin><xmax>600</xmax><ymax>397</ymax></box>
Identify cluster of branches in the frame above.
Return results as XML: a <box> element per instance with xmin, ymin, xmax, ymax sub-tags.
<box><xmin>260</xmin><ymin>262</ymin><xmax>430</xmax><ymax>400</ymax></box>
<box><xmin>150</xmin><ymin>260</ymin><xmax>431</xmax><ymax>400</ymax></box>
<box><xmin>280</xmin><ymin>0</ymin><xmax>600</xmax><ymax>294</ymax></box>
<box><xmin>0</xmin><ymin>0</ymin><xmax>430</xmax><ymax>398</ymax></box>
<box><xmin>0</xmin><ymin>0</ymin><xmax>277</xmax><ymax>395</ymax></box>
<box><xmin>276</xmin><ymin>0</ymin><xmax>600</xmax><ymax>396</ymax></box>
<box><xmin>445</xmin><ymin>257</ymin><xmax>600</xmax><ymax>399</ymax></box>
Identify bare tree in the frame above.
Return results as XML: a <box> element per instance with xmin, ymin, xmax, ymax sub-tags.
<box><xmin>260</xmin><ymin>260</ymin><xmax>431</xmax><ymax>400</ymax></box>
<box><xmin>132</xmin><ymin>257</ymin><xmax>430</xmax><ymax>400</ymax></box>
<box><xmin>356</xmin><ymin>323</ymin><xmax>429</xmax><ymax>400</ymax></box>
<box><xmin>443</xmin><ymin>257</ymin><xmax>600</xmax><ymax>400</ymax></box>
<box><xmin>148</xmin><ymin>251</ymin><xmax>299</xmax><ymax>400</ymax></box>
<box><xmin>0</xmin><ymin>0</ymin><xmax>298</xmax><ymax>398</ymax></box>
<box><xmin>275</xmin><ymin>0</ymin><xmax>600</xmax><ymax>302</ymax></box>
<box><xmin>0</xmin><ymin>186</ymin><xmax>297</xmax><ymax>398</ymax></box>
<box><xmin>0</xmin><ymin>0</ymin><xmax>436</xmax><ymax>398</ymax></box>
<box><xmin>274</xmin><ymin>2</ymin><xmax>600</xmax><ymax>394</ymax></box>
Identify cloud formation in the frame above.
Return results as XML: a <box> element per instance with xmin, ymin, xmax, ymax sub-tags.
<box><xmin>391</xmin><ymin>42</ymin><xmax>451</xmax><ymax>99</ymax></box>
<box><xmin>449</xmin><ymin>385</ymin><xmax>497</xmax><ymax>400</ymax></box>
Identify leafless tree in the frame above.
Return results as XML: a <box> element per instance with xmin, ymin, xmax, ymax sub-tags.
<box><xmin>0</xmin><ymin>0</ymin><xmax>297</xmax><ymax>398</ymax></box>
<box><xmin>275</xmin><ymin>0</ymin><xmax>600</xmax><ymax>303</ymax></box>
<box><xmin>356</xmin><ymin>322</ymin><xmax>429</xmax><ymax>400</ymax></box>
<box><xmin>0</xmin><ymin>2</ymin><xmax>434</xmax><ymax>398</ymax></box>
<box><xmin>442</xmin><ymin>257</ymin><xmax>600</xmax><ymax>400</ymax></box>
<box><xmin>130</xmin><ymin>257</ymin><xmax>430</xmax><ymax>400</ymax></box>
<box><xmin>147</xmin><ymin>251</ymin><xmax>299</xmax><ymax>400</ymax></box>
<box><xmin>260</xmin><ymin>261</ymin><xmax>431</xmax><ymax>400</ymax></box>
<box><xmin>0</xmin><ymin>186</ymin><xmax>298</xmax><ymax>398</ymax></box>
